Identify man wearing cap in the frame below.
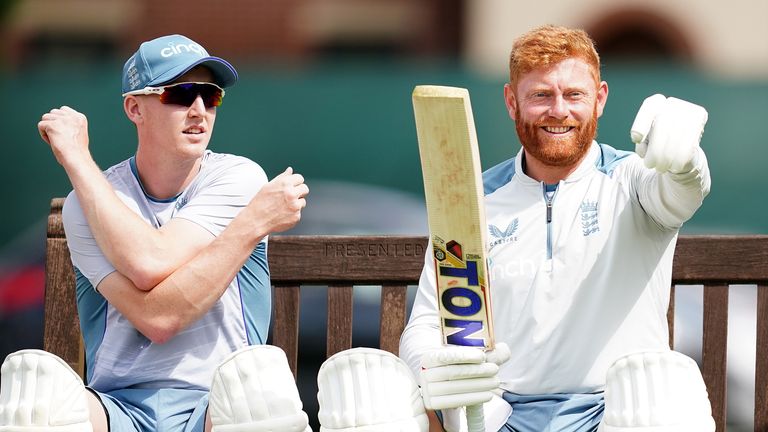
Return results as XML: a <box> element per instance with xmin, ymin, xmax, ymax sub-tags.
<box><xmin>0</xmin><ymin>35</ymin><xmax>311</xmax><ymax>432</ymax></box>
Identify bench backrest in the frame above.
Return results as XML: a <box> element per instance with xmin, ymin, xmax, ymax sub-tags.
<box><xmin>43</xmin><ymin>198</ymin><xmax>768</xmax><ymax>431</ymax></box>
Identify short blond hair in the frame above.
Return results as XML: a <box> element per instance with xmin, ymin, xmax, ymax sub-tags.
<box><xmin>509</xmin><ymin>25</ymin><xmax>601</xmax><ymax>85</ymax></box>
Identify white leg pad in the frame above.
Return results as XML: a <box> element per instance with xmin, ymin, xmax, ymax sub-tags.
<box><xmin>317</xmin><ymin>348</ymin><xmax>428</xmax><ymax>432</ymax></box>
<box><xmin>598</xmin><ymin>350</ymin><xmax>715</xmax><ymax>432</ymax></box>
<box><xmin>209</xmin><ymin>345</ymin><xmax>310</xmax><ymax>432</ymax></box>
<box><xmin>0</xmin><ymin>349</ymin><xmax>92</xmax><ymax>432</ymax></box>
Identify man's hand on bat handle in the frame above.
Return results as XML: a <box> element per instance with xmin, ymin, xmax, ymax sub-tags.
<box><xmin>419</xmin><ymin>343</ymin><xmax>511</xmax><ymax>410</ymax></box>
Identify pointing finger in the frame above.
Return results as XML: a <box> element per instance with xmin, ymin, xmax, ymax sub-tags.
<box><xmin>630</xmin><ymin>94</ymin><xmax>666</xmax><ymax>156</ymax></box>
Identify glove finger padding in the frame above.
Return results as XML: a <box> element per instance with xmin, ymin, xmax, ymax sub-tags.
<box><xmin>645</xmin><ymin>98</ymin><xmax>706</xmax><ymax>173</ymax></box>
<box><xmin>421</xmin><ymin>362</ymin><xmax>499</xmax><ymax>383</ymax></box>
<box><xmin>631</xmin><ymin>94</ymin><xmax>708</xmax><ymax>173</ymax></box>
<box><xmin>484</xmin><ymin>342</ymin><xmax>511</xmax><ymax>366</ymax></box>
<box><xmin>419</xmin><ymin>343</ymin><xmax>510</xmax><ymax>411</ymax></box>
<box><xmin>423</xmin><ymin>376</ymin><xmax>500</xmax><ymax>398</ymax></box>
<box><xmin>630</xmin><ymin>93</ymin><xmax>667</xmax><ymax>158</ymax></box>
<box><xmin>421</xmin><ymin>346</ymin><xmax>485</xmax><ymax>369</ymax></box>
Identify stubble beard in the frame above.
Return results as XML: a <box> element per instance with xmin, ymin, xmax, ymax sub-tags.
<box><xmin>515</xmin><ymin>104</ymin><xmax>598</xmax><ymax>168</ymax></box>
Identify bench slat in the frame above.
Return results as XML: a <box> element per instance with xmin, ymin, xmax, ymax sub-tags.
<box><xmin>43</xmin><ymin>199</ymin><xmax>84</xmax><ymax>378</ymax></box>
<box><xmin>379</xmin><ymin>284</ymin><xmax>408</xmax><ymax>355</ymax></box>
<box><xmin>327</xmin><ymin>285</ymin><xmax>353</xmax><ymax>357</ymax></box>
<box><xmin>756</xmin><ymin>283</ymin><xmax>768</xmax><ymax>430</ymax></box>
<box><xmin>702</xmin><ymin>284</ymin><xmax>729</xmax><ymax>431</ymax></box>
<box><xmin>43</xmin><ymin>236</ymin><xmax>83</xmax><ymax>376</ymax></box>
<box><xmin>272</xmin><ymin>285</ymin><xmax>301</xmax><ymax>377</ymax></box>
<box><xmin>674</xmin><ymin>236</ymin><xmax>768</xmax><ymax>283</ymax></box>
<box><xmin>268</xmin><ymin>236</ymin><xmax>427</xmax><ymax>283</ymax></box>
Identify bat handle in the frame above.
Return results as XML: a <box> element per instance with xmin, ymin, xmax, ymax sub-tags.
<box><xmin>466</xmin><ymin>403</ymin><xmax>485</xmax><ymax>432</ymax></box>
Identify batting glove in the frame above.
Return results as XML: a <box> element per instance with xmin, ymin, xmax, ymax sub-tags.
<box><xmin>419</xmin><ymin>343</ymin><xmax>510</xmax><ymax>411</ymax></box>
<box><xmin>631</xmin><ymin>94</ymin><xmax>708</xmax><ymax>174</ymax></box>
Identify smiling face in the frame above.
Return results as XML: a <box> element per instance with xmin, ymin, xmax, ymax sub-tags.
<box><xmin>126</xmin><ymin>66</ymin><xmax>218</xmax><ymax>162</ymax></box>
<box><xmin>505</xmin><ymin>57</ymin><xmax>608</xmax><ymax>169</ymax></box>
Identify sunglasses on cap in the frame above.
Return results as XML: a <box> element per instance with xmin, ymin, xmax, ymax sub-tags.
<box><xmin>122</xmin><ymin>82</ymin><xmax>225</xmax><ymax>108</ymax></box>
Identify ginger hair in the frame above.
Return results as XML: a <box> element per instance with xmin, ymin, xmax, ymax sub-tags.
<box><xmin>509</xmin><ymin>25</ymin><xmax>601</xmax><ymax>86</ymax></box>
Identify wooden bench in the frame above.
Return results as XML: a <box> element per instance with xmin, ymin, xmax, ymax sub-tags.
<box><xmin>43</xmin><ymin>198</ymin><xmax>767</xmax><ymax>431</ymax></box>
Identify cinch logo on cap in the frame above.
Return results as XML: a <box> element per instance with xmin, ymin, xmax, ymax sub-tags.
<box><xmin>160</xmin><ymin>42</ymin><xmax>208</xmax><ymax>58</ymax></box>
<box><xmin>121</xmin><ymin>34</ymin><xmax>238</xmax><ymax>95</ymax></box>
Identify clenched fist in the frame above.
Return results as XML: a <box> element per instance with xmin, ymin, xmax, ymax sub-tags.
<box><xmin>631</xmin><ymin>94</ymin><xmax>708</xmax><ymax>174</ymax></box>
<box><xmin>250</xmin><ymin>167</ymin><xmax>309</xmax><ymax>235</ymax></box>
<box><xmin>37</xmin><ymin>106</ymin><xmax>91</xmax><ymax>168</ymax></box>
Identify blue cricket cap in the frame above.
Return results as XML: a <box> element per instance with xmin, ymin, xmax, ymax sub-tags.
<box><xmin>122</xmin><ymin>34</ymin><xmax>238</xmax><ymax>95</ymax></box>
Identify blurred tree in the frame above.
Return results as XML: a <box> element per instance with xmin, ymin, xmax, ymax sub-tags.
<box><xmin>0</xmin><ymin>0</ymin><xmax>18</xmax><ymax>22</ymax></box>
<box><xmin>0</xmin><ymin>0</ymin><xmax>17</xmax><ymax>68</ymax></box>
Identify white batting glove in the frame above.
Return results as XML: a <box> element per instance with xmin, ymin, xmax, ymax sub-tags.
<box><xmin>419</xmin><ymin>343</ymin><xmax>510</xmax><ymax>411</ymax></box>
<box><xmin>630</xmin><ymin>94</ymin><xmax>708</xmax><ymax>174</ymax></box>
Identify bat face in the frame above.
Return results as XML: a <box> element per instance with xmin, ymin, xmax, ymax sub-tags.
<box><xmin>413</xmin><ymin>85</ymin><xmax>495</xmax><ymax>350</ymax></box>
<box><xmin>433</xmin><ymin>237</ymin><xmax>493</xmax><ymax>348</ymax></box>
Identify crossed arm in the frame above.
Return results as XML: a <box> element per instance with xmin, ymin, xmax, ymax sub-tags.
<box><xmin>90</xmin><ymin>183</ymin><xmax>303</xmax><ymax>344</ymax></box>
<box><xmin>40</xmin><ymin>106</ymin><xmax>308</xmax><ymax>343</ymax></box>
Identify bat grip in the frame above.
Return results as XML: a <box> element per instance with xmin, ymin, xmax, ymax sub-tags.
<box><xmin>466</xmin><ymin>403</ymin><xmax>485</xmax><ymax>432</ymax></box>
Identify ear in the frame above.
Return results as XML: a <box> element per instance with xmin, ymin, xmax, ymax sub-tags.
<box><xmin>503</xmin><ymin>83</ymin><xmax>517</xmax><ymax>121</ymax></box>
<box><xmin>595</xmin><ymin>81</ymin><xmax>609</xmax><ymax>118</ymax></box>
<box><xmin>124</xmin><ymin>96</ymin><xmax>143</xmax><ymax>125</ymax></box>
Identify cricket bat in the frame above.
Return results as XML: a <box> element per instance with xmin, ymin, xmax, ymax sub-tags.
<box><xmin>412</xmin><ymin>85</ymin><xmax>494</xmax><ymax>432</ymax></box>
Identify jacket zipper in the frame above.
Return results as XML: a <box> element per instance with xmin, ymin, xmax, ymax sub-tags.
<box><xmin>543</xmin><ymin>184</ymin><xmax>558</xmax><ymax>262</ymax></box>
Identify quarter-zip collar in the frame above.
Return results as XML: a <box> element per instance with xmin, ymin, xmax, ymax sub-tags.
<box><xmin>513</xmin><ymin>141</ymin><xmax>602</xmax><ymax>186</ymax></box>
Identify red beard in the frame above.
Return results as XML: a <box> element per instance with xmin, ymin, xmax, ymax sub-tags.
<box><xmin>515</xmin><ymin>105</ymin><xmax>598</xmax><ymax>167</ymax></box>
